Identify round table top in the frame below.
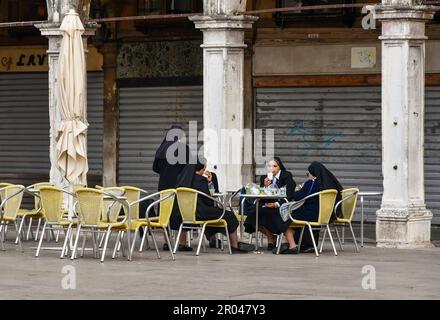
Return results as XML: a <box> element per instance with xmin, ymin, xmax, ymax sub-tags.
<box><xmin>240</xmin><ymin>193</ymin><xmax>287</xmax><ymax>199</ymax></box>
<box><xmin>358</xmin><ymin>191</ymin><xmax>383</xmax><ymax>196</ymax></box>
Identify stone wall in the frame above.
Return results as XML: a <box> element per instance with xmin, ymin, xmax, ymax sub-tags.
<box><xmin>117</xmin><ymin>41</ymin><xmax>203</xmax><ymax>79</ymax></box>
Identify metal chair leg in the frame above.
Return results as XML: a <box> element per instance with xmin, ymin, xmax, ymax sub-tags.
<box><xmin>326</xmin><ymin>225</ymin><xmax>338</xmax><ymax>256</ymax></box>
<box><xmin>100</xmin><ymin>227</ymin><xmax>112</xmax><ymax>263</ymax></box>
<box><xmin>130</xmin><ymin>228</ymin><xmax>139</xmax><ymax>258</ymax></box>
<box><xmin>319</xmin><ymin>228</ymin><xmax>327</xmax><ymax>253</ymax></box>
<box><xmin>0</xmin><ymin>222</ymin><xmax>5</xmax><ymax>251</ymax></box>
<box><xmin>276</xmin><ymin>233</ymin><xmax>284</xmax><ymax>255</ymax></box>
<box><xmin>15</xmin><ymin>221</ymin><xmax>23</xmax><ymax>252</ymax></box>
<box><xmin>167</xmin><ymin>225</ymin><xmax>174</xmax><ymax>250</ymax></box>
<box><xmin>307</xmin><ymin>224</ymin><xmax>319</xmax><ymax>257</ymax></box>
<box><xmin>26</xmin><ymin>217</ymin><xmax>32</xmax><ymax>240</ymax></box>
<box><xmin>70</xmin><ymin>225</ymin><xmax>82</xmax><ymax>260</ymax></box>
<box><xmin>55</xmin><ymin>229</ymin><xmax>60</xmax><ymax>243</ymax></box>
<box><xmin>224</xmin><ymin>225</ymin><xmax>232</xmax><ymax>255</ymax></box>
<box><xmin>196</xmin><ymin>224</ymin><xmax>207</xmax><ymax>256</ymax></box>
<box><xmin>297</xmin><ymin>227</ymin><xmax>305</xmax><ymax>254</ymax></box>
<box><xmin>120</xmin><ymin>231</ymin><xmax>127</xmax><ymax>257</ymax></box>
<box><xmin>334</xmin><ymin>225</ymin><xmax>344</xmax><ymax>251</ymax></box>
<box><xmin>80</xmin><ymin>232</ymin><xmax>87</xmax><ymax>258</ymax></box>
<box><xmin>112</xmin><ymin>231</ymin><xmax>121</xmax><ymax>259</ymax></box>
<box><xmin>98</xmin><ymin>231</ymin><xmax>105</xmax><ymax>248</ymax></box>
<box><xmin>15</xmin><ymin>217</ymin><xmax>26</xmax><ymax>244</ymax></box>
<box><xmin>139</xmin><ymin>226</ymin><xmax>148</xmax><ymax>252</ymax></box>
<box><xmin>349</xmin><ymin>222</ymin><xmax>360</xmax><ymax>253</ymax></box>
<box><xmin>35</xmin><ymin>218</ymin><xmax>42</xmax><ymax>241</ymax></box>
<box><xmin>163</xmin><ymin>227</ymin><xmax>175</xmax><ymax>260</ymax></box>
<box><xmin>35</xmin><ymin>221</ymin><xmax>47</xmax><ymax>257</ymax></box>
<box><xmin>60</xmin><ymin>226</ymin><xmax>72</xmax><ymax>259</ymax></box>
<box><xmin>150</xmin><ymin>228</ymin><xmax>161</xmax><ymax>259</ymax></box>
<box><xmin>342</xmin><ymin>224</ymin><xmax>345</xmax><ymax>244</ymax></box>
<box><xmin>91</xmin><ymin>229</ymin><xmax>99</xmax><ymax>258</ymax></box>
<box><xmin>173</xmin><ymin>224</ymin><xmax>184</xmax><ymax>254</ymax></box>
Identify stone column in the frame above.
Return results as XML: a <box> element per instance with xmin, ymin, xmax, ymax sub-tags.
<box><xmin>190</xmin><ymin>1</ymin><xmax>257</xmax><ymax>192</ymax></box>
<box><xmin>36</xmin><ymin>22</ymin><xmax>97</xmax><ymax>188</ymax></box>
<box><xmin>369</xmin><ymin>1</ymin><xmax>438</xmax><ymax>248</ymax></box>
<box><xmin>101</xmin><ymin>43</ymin><xmax>119</xmax><ymax>187</ymax></box>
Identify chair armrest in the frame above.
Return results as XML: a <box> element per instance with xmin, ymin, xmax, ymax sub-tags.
<box><xmin>196</xmin><ymin>190</ymin><xmax>226</xmax><ymax>222</ymax></box>
<box><xmin>287</xmin><ymin>191</ymin><xmax>322</xmax><ymax>222</ymax></box>
<box><xmin>144</xmin><ymin>192</ymin><xmax>175</xmax><ymax>221</ymax></box>
<box><xmin>333</xmin><ymin>190</ymin><xmax>358</xmax><ymax>216</ymax></box>
<box><xmin>128</xmin><ymin>191</ymin><xmax>161</xmax><ymax>207</ymax></box>
<box><xmin>102</xmin><ymin>191</ymin><xmax>130</xmax><ymax>224</ymax></box>
<box><xmin>227</xmin><ymin>188</ymin><xmax>242</xmax><ymax>211</ymax></box>
<box><xmin>138</xmin><ymin>188</ymin><xmax>149</xmax><ymax>197</ymax></box>
<box><xmin>0</xmin><ymin>186</ymin><xmax>26</xmax><ymax>217</ymax></box>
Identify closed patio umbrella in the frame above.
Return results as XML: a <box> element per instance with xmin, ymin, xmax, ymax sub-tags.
<box><xmin>56</xmin><ymin>9</ymin><xmax>88</xmax><ymax>184</ymax></box>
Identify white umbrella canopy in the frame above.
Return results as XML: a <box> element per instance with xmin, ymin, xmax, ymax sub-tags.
<box><xmin>56</xmin><ymin>9</ymin><xmax>88</xmax><ymax>184</ymax></box>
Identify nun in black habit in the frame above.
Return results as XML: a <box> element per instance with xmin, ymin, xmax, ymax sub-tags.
<box><xmin>153</xmin><ymin>124</ymin><xmax>191</xmax><ymax>191</ymax></box>
<box><xmin>276</xmin><ymin>161</ymin><xmax>343</xmax><ymax>254</ymax></box>
<box><xmin>243</xmin><ymin>157</ymin><xmax>296</xmax><ymax>250</ymax></box>
<box><xmin>176</xmin><ymin>159</ymin><xmax>254</xmax><ymax>253</ymax></box>
<box><xmin>147</xmin><ymin>125</ymin><xmax>193</xmax><ymax>251</ymax></box>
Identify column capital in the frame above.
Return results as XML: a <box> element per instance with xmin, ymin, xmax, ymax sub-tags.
<box><xmin>367</xmin><ymin>5</ymin><xmax>438</xmax><ymax>40</ymax></box>
<box><xmin>35</xmin><ymin>21</ymin><xmax>99</xmax><ymax>37</ymax></box>
<box><xmin>368</xmin><ymin>4</ymin><xmax>438</xmax><ymax>21</ymax></box>
<box><xmin>190</xmin><ymin>15</ymin><xmax>258</xmax><ymax>31</ymax></box>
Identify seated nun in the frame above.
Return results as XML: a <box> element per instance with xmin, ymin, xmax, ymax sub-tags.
<box><xmin>275</xmin><ymin>161</ymin><xmax>343</xmax><ymax>254</ymax></box>
<box><xmin>176</xmin><ymin>158</ymin><xmax>254</xmax><ymax>253</ymax></box>
<box><xmin>243</xmin><ymin>157</ymin><xmax>296</xmax><ymax>251</ymax></box>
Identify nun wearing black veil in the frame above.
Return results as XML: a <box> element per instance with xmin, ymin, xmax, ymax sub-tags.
<box><xmin>176</xmin><ymin>158</ymin><xmax>254</xmax><ymax>253</ymax></box>
<box><xmin>275</xmin><ymin>161</ymin><xmax>343</xmax><ymax>254</ymax></box>
<box><xmin>243</xmin><ymin>157</ymin><xmax>296</xmax><ymax>251</ymax></box>
<box><xmin>149</xmin><ymin>124</ymin><xmax>193</xmax><ymax>251</ymax></box>
<box><xmin>153</xmin><ymin>124</ymin><xmax>190</xmax><ymax>191</ymax></box>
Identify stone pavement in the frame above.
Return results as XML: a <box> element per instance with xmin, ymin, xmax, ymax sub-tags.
<box><xmin>0</xmin><ymin>224</ymin><xmax>439</xmax><ymax>300</ymax></box>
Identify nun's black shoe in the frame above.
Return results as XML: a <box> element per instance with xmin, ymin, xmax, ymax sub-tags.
<box><xmin>301</xmin><ymin>247</ymin><xmax>316</xmax><ymax>254</ymax></box>
<box><xmin>231</xmin><ymin>246</ymin><xmax>249</xmax><ymax>254</ymax></box>
<box><xmin>279</xmin><ymin>247</ymin><xmax>299</xmax><ymax>254</ymax></box>
<box><xmin>267</xmin><ymin>243</ymin><xmax>276</xmax><ymax>251</ymax></box>
<box><xmin>238</xmin><ymin>242</ymin><xmax>255</xmax><ymax>252</ymax></box>
<box><xmin>163</xmin><ymin>243</ymin><xmax>169</xmax><ymax>251</ymax></box>
<box><xmin>272</xmin><ymin>243</ymin><xmax>289</xmax><ymax>254</ymax></box>
<box><xmin>178</xmin><ymin>244</ymin><xmax>193</xmax><ymax>252</ymax></box>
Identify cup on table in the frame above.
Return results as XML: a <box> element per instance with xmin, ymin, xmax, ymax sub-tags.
<box><xmin>267</xmin><ymin>172</ymin><xmax>273</xmax><ymax>181</ymax></box>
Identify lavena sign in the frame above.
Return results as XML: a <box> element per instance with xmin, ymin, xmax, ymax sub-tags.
<box><xmin>0</xmin><ymin>46</ymin><xmax>102</xmax><ymax>72</ymax></box>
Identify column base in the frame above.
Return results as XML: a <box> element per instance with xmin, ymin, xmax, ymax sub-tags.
<box><xmin>376</xmin><ymin>207</ymin><xmax>433</xmax><ymax>248</ymax></box>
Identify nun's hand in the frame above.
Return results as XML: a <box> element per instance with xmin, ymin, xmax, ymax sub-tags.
<box><xmin>264</xmin><ymin>178</ymin><xmax>272</xmax><ymax>187</ymax></box>
<box><xmin>265</xmin><ymin>203</ymin><xmax>276</xmax><ymax>208</ymax></box>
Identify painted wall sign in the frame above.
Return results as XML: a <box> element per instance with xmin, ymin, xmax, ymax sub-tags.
<box><xmin>0</xmin><ymin>45</ymin><xmax>103</xmax><ymax>72</ymax></box>
<box><xmin>351</xmin><ymin>47</ymin><xmax>377</xmax><ymax>69</ymax></box>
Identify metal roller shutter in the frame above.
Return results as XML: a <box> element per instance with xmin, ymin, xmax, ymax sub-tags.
<box><xmin>87</xmin><ymin>72</ymin><xmax>104</xmax><ymax>180</ymax></box>
<box><xmin>0</xmin><ymin>72</ymin><xmax>104</xmax><ymax>205</ymax></box>
<box><xmin>256</xmin><ymin>86</ymin><xmax>440</xmax><ymax>224</ymax></box>
<box><xmin>118</xmin><ymin>86</ymin><xmax>203</xmax><ymax>192</ymax></box>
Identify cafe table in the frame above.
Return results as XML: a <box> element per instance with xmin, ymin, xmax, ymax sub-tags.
<box><xmin>239</xmin><ymin>193</ymin><xmax>287</xmax><ymax>253</ymax></box>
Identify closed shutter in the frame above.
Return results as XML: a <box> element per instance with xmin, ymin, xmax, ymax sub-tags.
<box><xmin>87</xmin><ymin>72</ymin><xmax>104</xmax><ymax>181</ymax></box>
<box><xmin>0</xmin><ymin>72</ymin><xmax>104</xmax><ymax>191</ymax></box>
<box><xmin>0</xmin><ymin>73</ymin><xmax>50</xmax><ymax>186</ymax></box>
<box><xmin>256</xmin><ymin>86</ymin><xmax>440</xmax><ymax>224</ymax></box>
<box><xmin>425</xmin><ymin>86</ymin><xmax>440</xmax><ymax>224</ymax></box>
<box><xmin>118</xmin><ymin>86</ymin><xmax>203</xmax><ymax>192</ymax></box>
